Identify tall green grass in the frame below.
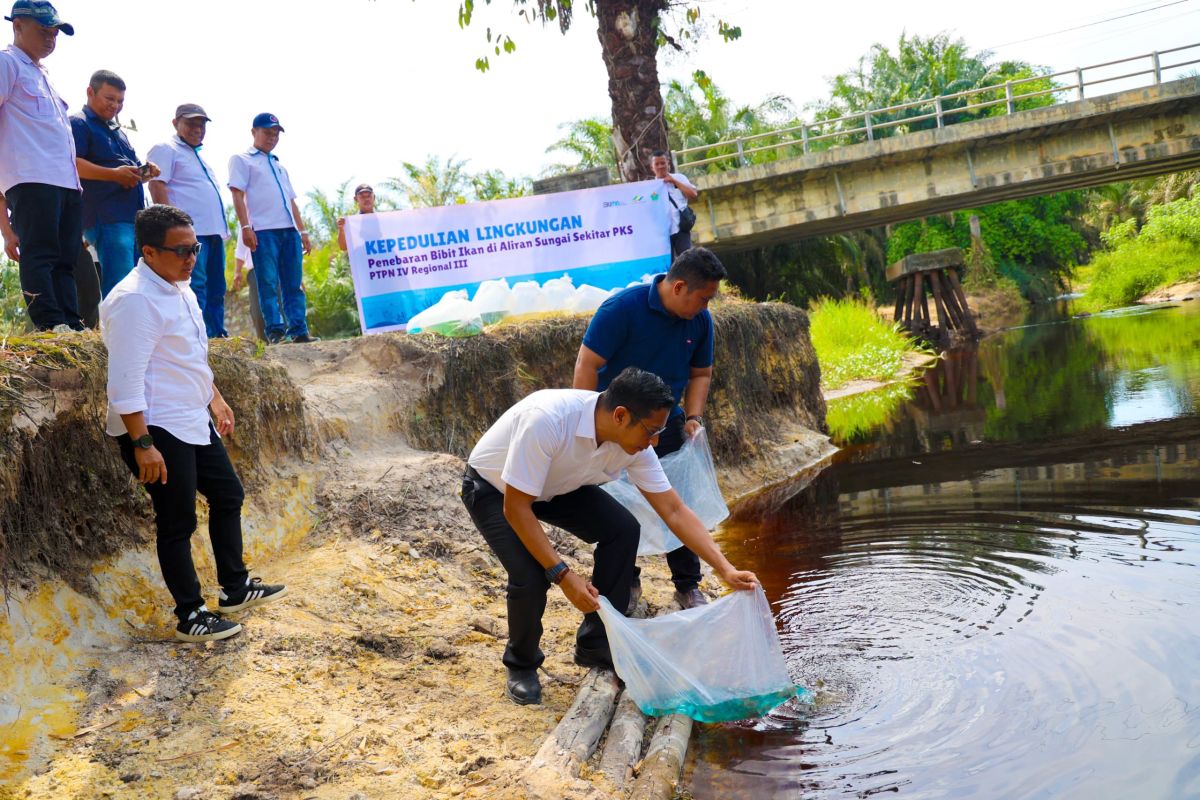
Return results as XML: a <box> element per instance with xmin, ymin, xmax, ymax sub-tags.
<box><xmin>809</xmin><ymin>297</ymin><xmax>921</xmax><ymax>389</ymax></box>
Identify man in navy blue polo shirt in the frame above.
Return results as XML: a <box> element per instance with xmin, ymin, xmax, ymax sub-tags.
<box><xmin>71</xmin><ymin>69</ymin><xmax>157</xmax><ymax>297</ymax></box>
<box><xmin>573</xmin><ymin>247</ymin><xmax>726</xmax><ymax>610</ymax></box>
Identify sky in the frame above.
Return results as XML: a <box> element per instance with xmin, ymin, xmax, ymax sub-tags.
<box><xmin>26</xmin><ymin>0</ymin><xmax>1200</xmax><ymax>214</ymax></box>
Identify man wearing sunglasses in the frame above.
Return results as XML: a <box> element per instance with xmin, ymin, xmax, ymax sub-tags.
<box><xmin>100</xmin><ymin>204</ymin><xmax>286</xmax><ymax>643</ymax></box>
<box><xmin>574</xmin><ymin>246</ymin><xmax>726</xmax><ymax>611</ymax></box>
<box><xmin>461</xmin><ymin>367</ymin><xmax>757</xmax><ymax>705</ymax></box>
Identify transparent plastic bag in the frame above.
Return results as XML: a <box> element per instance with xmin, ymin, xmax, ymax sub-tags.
<box><xmin>597</xmin><ymin>585</ymin><xmax>806</xmax><ymax>722</ymax></box>
<box><xmin>601</xmin><ymin>429</ymin><xmax>729</xmax><ymax>556</ymax></box>
<box><xmin>542</xmin><ymin>274</ymin><xmax>575</xmax><ymax>310</ymax></box>
<box><xmin>507</xmin><ymin>280</ymin><xmax>550</xmax><ymax>317</ymax></box>
<box><xmin>406</xmin><ymin>290</ymin><xmax>483</xmax><ymax>337</ymax></box>
<box><xmin>566</xmin><ymin>284</ymin><xmax>613</xmax><ymax>314</ymax></box>
<box><xmin>472</xmin><ymin>278</ymin><xmax>511</xmax><ymax>325</ymax></box>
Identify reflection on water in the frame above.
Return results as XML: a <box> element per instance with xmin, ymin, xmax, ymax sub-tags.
<box><xmin>692</xmin><ymin>303</ymin><xmax>1200</xmax><ymax>799</ymax></box>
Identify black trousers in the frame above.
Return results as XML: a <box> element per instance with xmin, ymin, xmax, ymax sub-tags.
<box><xmin>670</xmin><ymin>229</ymin><xmax>693</xmax><ymax>258</ymax></box>
<box><xmin>652</xmin><ymin>413</ymin><xmax>704</xmax><ymax>592</ymax></box>
<box><xmin>461</xmin><ymin>468</ymin><xmax>638</xmax><ymax>671</ymax></box>
<box><xmin>118</xmin><ymin>423</ymin><xmax>248</xmax><ymax>621</ymax></box>
<box><xmin>6</xmin><ymin>183</ymin><xmax>83</xmax><ymax>330</ymax></box>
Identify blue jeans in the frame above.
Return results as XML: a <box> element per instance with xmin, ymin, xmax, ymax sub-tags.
<box><xmin>192</xmin><ymin>234</ymin><xmax>228</xmax><ymax>337</ymax></box>
<box><xmin>252</xmin><ymin>228</ymin><xmax>307</xmax><ymax>338</ymax></box>
<box><xmin>86</xmin><ymin>221</ymin><xmax>137</xmax><ymax>297</ymax></box>
<box><xmin>5</xmin><ymin>182</ymin><xmax>83</xmax><ymax>330</ymax></box>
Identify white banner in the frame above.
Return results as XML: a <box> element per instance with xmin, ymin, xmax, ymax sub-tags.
<box><xmin>344</xmin><ymin>180</ymin><xmax>672</xmax><ymax>334</ymax></box>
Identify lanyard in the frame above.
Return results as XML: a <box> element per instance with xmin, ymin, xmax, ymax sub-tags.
<box><xmin>189</xmin><ymin>145</ymin><xmax>226</xmax><ymax>221</ymax></box>
<box><xmin>262</xmin><ymin>152</ymin><xmax>292</xmax><ymax>220</ymax></box>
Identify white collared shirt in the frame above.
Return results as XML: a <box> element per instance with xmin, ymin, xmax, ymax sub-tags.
<box><xmin>468</xmin><ymin>389</ymin><xmax>671</xmax><ymax>502</ymax></box>
<box><xmin>0</xmin><ymin>45</ymin><xmax>79</xmax><ymax>193</ymax></box>
<box><xmin>227</xmin><ymin>147</ymin><xmax>297</xmax><ymax>232</ymax></box>
<box><xmin>663</xmin><ymin>172</ymin><xmax>697</xmax><ymax>235</ymax></box>
<box><xmin>147</xmin><ymin>136</ymin><xmax>228</xmax><ymax>238</ymax></box>
<box><xmin>101</xmin><ymin>260</ymin><xmax>214</xmax><ymax>445</ymax></box>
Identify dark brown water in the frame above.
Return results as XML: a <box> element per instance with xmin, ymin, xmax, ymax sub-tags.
<box><xmin>691</xmin><ymin>302</ymin><xmax>1200</xmax><ymax>799</ymax></box>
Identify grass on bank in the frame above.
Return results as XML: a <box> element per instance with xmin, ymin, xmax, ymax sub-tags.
<box><xmin>809</xmin><ymin>297</ymin><xmax>923</xmax><ymax>390</ymax></box>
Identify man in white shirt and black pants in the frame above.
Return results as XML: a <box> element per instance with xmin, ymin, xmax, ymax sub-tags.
<box><xmin>101</xmin><ymin>204</ymin><xmax>285</xmax><ymax>642</ymax></box>
<box><xmin>462</xmin><ymin>367</ymin><xmax>758</xmax><ymax>705</ymax></box>
<box><xmin>650</xmin><ymin>150</ymin><xmax>698</xmax><ymax>258</ymax></box>
<box><xmin>148</xmin><ymin>103</ymin><xmax>230</xmax><ymax>338</ymax></box>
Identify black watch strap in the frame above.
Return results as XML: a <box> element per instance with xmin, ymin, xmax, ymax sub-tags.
<box><xmin>134</xmin><ymin>433</ymin><xmax>154</xmax><ymax>449</ymax></box>
<box><xmin>686</xmin><ymin>415</ymin><xmax>704</xmax><ymax>424</ymax></box>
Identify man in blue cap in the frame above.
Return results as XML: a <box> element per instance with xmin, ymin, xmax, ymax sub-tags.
<box><xmin>227</xmin><ymin>113</ymin><xmax>317</xmax><ymax>344</ymax></box>
<box><xmin>0</xmin><ymin>0</ymin><xmax>84</xmax><ymax>332</ymax></box>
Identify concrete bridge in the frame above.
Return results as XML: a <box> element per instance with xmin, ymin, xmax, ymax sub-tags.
<box><xmin>685</xmin><ymin>70</ymin><xmax>1200</xmax><ymax>251</ymax></box>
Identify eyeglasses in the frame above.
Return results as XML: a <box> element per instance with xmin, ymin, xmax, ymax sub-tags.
<box><xmin>637</xmin><ymin>418</ymin><xmax>668</xmax><ymax>439</ymax></box>
<box><xmin>152</xmin><ymin>243</ymin><xmax>202</xmax><ymax>258</ymax></box>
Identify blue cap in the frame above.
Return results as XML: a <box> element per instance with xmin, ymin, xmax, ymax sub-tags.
<box><xmin>251</xmin><ymin>112</ymin><xmax>284</xmax><ymax>132</ymax></box>
<box><xmin>5</xmin><ymin>0</ymin><xmax>74</xmax><ymax>35</ymax></box>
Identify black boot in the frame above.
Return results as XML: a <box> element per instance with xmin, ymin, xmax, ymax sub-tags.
<box><xmin>505</xmin><ymin>667</ymin><xmax>542</xmax><ymax>705</ymax></box>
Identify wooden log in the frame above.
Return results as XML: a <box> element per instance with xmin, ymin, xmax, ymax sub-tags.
<box><xmin>912</xmin><ymin>272</ymin><xmax>928</xmax><ymax>327</ymax></box>
<box><xmin>939</xmin><ymin>273</ymin><xmax>969</xmax><ymax>331</ymax></box>
<box><xmin>902</xmin><ymin>276</ymin><xmax>914</xmax><ymax>327</ymax></box>
<box><xmin>893</xmin><ymin>275</ymin><xmax>906</xmax><ymax>323</ymax></box>
<box><xmin>598</xmin><ymin>691</ymin><xmax>649</xmax><ymax>790</ymax></box>
<box><xmin>927</xmin><ymin>269</ymin><xmax>954</xmax><ymax>332</ymax></box>
<box><xmin>945</xmin><ymin>269</ymin><xmax>979</xmax><ymax>333</ymax></box>
<box><xmin>627</xmin><ymin>712</ymin><xmax>693</xmax><ymax>800</ymax></box>
<box><xmin>521</xmin><ymin>668</ymin><xmax>621</xmax><ymax>796</ymax></box>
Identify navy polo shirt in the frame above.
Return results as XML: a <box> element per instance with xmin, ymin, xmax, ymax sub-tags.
<box><xmin>583</xmin><ymin>274</ymin><xmax>714</xmax><ymax>418</ymax></box>
<box><xmin>70</xmin><ymin>106</ymin><xmax>145</xmax><ymax>228</ymax></box>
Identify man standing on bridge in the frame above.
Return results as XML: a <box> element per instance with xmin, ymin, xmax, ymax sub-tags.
<box><xmin>574</xmin><ymin>247</ymin><xmax>725</xmax><ymax>611</ymax></box>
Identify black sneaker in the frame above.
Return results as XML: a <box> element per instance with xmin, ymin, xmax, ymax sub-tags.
<box><xmin>218</xmin><ymin>577</ymin><xmax>288</xmax><ymax>613</ymax></box>
<box><xmin>265</xmin><ymin>332</ymin><xmax>285</xmax><ymax>344</ymax></box>
<box><xmin>176</xmin><ymin>607</ymin><xmax>242</xmax><ymax>642</ymax></box>
<box><xmin>289</xmin><ymin>333</ymin><xmax>320</xmax><ymax>343</ymax></box>
<box><xmin>574</xmin><ymin>644</ymin><xmax>614</xmax><ymax>671</ymax></box>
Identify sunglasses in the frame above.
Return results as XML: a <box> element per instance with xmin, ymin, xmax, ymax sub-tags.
<box><xmin>151</xmin><ymin>243</ymin><xmax>202</xmax><ymax>258</ymax></box>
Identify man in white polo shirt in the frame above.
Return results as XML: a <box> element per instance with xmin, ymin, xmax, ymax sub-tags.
<box><xmin>462</xmin><ymin>367</ymin><xmax>758</xmax><ymax>705</ymax></box>
<box><xmin>148</xmin><ymin>103</ymin><xmax>229</xmax><ymax>338</ymax></box>
<box><xmin>101</xmin><ymin>204</ymin><xmax>286</xmax><ymax>642</ymax></box>
<box><xmin>227</xmin><ymin>112</ymin><xmax>315</xmax><ymax>344</ymax></box>
<box><xmin>0</xmin><ymin>0</ymin><xmax>83</xmax><ymax>332</ymax></box>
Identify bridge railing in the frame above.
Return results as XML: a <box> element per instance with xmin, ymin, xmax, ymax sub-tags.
<box><xmin>674</xmin><ymin>42</ymin><xmax>1200</xmax><ymax>172</ymax></box>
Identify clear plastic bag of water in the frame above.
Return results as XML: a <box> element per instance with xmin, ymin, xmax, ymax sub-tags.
<box><xmin>601</xmin><ymin>428</ymin><xmax>729</xmax><ymax>556</ymax></box>
<box><xmin>406</xmin><ymin>290</ymin><xmax>483</xmax><ymax>337</ymax></box>
<box><xmin>597</xmin><ymin>585</ymin><xmax>806</xmax><ymax>722</ymax></box>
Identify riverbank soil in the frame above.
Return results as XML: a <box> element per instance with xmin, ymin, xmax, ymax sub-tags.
<box><xmin>1140</xmin><ymin>279</ymin><xmax>1200</xmax><ymax>303</ymax></box>
<box><xmin>1</xmin><ymin>306</ymin><xmax>832</xmax><ymax>799</ymax></box>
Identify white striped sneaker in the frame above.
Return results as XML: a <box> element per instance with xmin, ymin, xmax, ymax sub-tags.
<box><xmin>218</xmin><ymin>577</ymin><xmax>288</xmax><ymax>613</ymax></box>
<box><xmin>175</xmin><ymin>607</ymin><xmax>242</xmax><ymax>642</ymax></box>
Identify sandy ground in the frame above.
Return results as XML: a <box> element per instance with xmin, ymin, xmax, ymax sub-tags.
<box><xmin>3</xmin><ymin>342</ymin><xmax>752</xmax><ymax>800</ymax></box>
<box><xmin>1139</xmin><ymin>280</ymin><xmax>1200</xmax><ymax>304</ymax></box>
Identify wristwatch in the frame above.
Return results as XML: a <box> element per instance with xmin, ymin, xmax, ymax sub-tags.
<box><xmin>545</xmin><ymin>561</ymin><xmax>570</xmax><ymax>585</ymax></box>
<box><xmin>133</xmin><ymin>433</ymin><xmax>154</xmax><ymax>449</ymax></box>
<box><xmin>686</xmin><ymin>415</ymin><xmax>704</xmax><ymax>426</ymax></box>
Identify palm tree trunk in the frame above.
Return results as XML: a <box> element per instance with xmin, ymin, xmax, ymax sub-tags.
<box><xmin>596</xmin><ymin>0</ymin><xmax>669</xmax><ymax>183</ymax></box>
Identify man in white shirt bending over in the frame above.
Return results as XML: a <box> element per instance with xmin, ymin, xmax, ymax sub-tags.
<box><xmin>650</xmin><ymin>150</ymin><xmax>698</xmax><ymax>258</ymax></box>
<box><xmin>148</xmin><ymin>103</ymin><xmax>230</xmax><ymax>338</ymax></box>
<box><xmin>101</xmin><ymin>204</ymin><xmax>286</xmax><ymax>643</ymax></box>
<box><xmin>462</xmin><ymin>367</ymin><xmax>758</xmax><ymax>705</ymax></box>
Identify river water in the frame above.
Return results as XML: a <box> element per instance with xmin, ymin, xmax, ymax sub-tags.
<box><xmin>691</xmin><ymin>301</ymin><xmax>1200</xmax><ymax>799</ymax></box>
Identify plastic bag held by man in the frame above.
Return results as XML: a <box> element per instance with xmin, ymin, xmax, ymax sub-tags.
<box><xmin>597</xmin><ymin>585</ymin><xmax>807</xmax><ymax>722</ymax></box>
<box><xmin>601</xmin><ymin>429</ymin><xmax>729</xmax><ymax>556</ymax></box>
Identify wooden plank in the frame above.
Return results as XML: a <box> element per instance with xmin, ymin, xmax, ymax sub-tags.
<box><xmin>598</xmin><ymin>691</ymin><xmax>649</xmax><ymax>790</ymax></box>
<box><xmin>913</xmin><ymin>272</ymin><xmax>928</xmax><ymax>326</ymax></box>
<box><xmin>927</xmin><ymin>269</ymin><xmax>955</xmax><ymax>332</ymax></box>
<box><xmin>885</xmin><ymin>247</ymin><xmax>965</xmax><ymax>281</ymax></box>
<box><xmin>937</xmin><ymin>270</ymin><xmax>969</xmax><ymax>330</ymax></box>
<box><xmin>893</xmin><ymin>274</ymin><xmax>906</xmax><ymax>322</ymax></box>
<box><xmin>945</xmin><ymin>269</ymin><xmax>979</xmax><ymax>333</ymax></box>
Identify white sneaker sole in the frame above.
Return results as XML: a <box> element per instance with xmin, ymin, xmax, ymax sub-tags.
<box><xmin>218</xmin><ymin>586</ymin><xmax>289</xmax><ymax>614</ymax></box>
<box><xmin>175</xmin><ymin>622</ymin><xmax>243</xmax><ymax>642</ymax></box>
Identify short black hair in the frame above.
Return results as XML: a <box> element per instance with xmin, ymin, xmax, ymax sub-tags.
<box><xmin>666</xmin><ymin>246</ymin><xmax>727</xmax><ymax>290</ymax></box>
<box><xmin>88</xmin><ymin>69</ymin><xmax>126</xmax><ymax>93</ymax></box>
<box><xmin>135</xmin><ymin>205</ymin><xmax>194</xmax><ymax>252</ymax></box>
<box><xmin>598</xmin><ymin>367</ymin><xmax>674</xmax><ymax>422</ymax></box>
<box><xmin>650</xmin><ymin>150</ymin><xmax>669</xmax><ymax>159</ymax></box>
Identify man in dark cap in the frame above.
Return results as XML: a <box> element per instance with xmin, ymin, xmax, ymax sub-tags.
<box><xmin>0</xmin><ymin>0</ymin><xmax>84</xmax><ymax>332</ymax></box>
<box><xmin>337</xmin><ymin>183</ymin><xmax>376</xmax><ymax>252</ymax></box>
<box><xmin>227</xmin><ymin>113</ymin><xmax>316</xmax><ymax>344</ymax></box>
<box><xmin>149</xmin><ymin>104</ymin><xmax>230</xmax><ymax>337</ymax></box>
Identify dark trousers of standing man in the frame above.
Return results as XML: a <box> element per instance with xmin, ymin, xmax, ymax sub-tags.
<box><xmin>117</xmin><ymin>423</ymin><xmax>249</xmax><ymax>621</ymax></box>
<box><xmin>652</xmin><ymin>412</ymin><xmax>703</xmax><ymax>592</ymax></box>
<box><xmin>461</xmin><ymin>467</ymin><xmax>637</xmax><ymax>671</ymax></box>
<box><xmin>5</xmin><ymin>183</ymin><xmax>83</xmax><ymax>330</ymax></box>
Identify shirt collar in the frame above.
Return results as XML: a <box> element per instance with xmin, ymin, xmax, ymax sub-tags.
<box><xmin>646</xmin><ymin>273</ymin><xmax>669</xmax><ymax>316</ymax></box>
<box><xmin>248</xmin><ymin>147</ymin><xmax>278</xmax><ymax>161</ymax></box>
<box><xmin>575</xmin><ymin>393</ymin><xmax>600</xmax><ymax>443</ymax></box>
<box><xmin>6</xmin><ymin>44</ymin><xmax>34</xmax><ymax>66</ymax></box>
<box><xmin>82</xmin><ymin>105</ymin><xmax>120</xmax><ymax>130</ymax></box>
<box><xmin>174</xmin><ymin>134</ymin><xmax>200</xmax><ymax>151</ymax></box>
<box><xmin>136</xmin><ymin>259</ymin><xmax>185</xmax><ymax>292</ymax></box>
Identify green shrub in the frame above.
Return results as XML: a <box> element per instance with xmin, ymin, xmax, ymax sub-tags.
<box><xmin>809</xmin><ymin>297</ymin><xmax>921</xmax><ymax>389</ymax></box>
<box><xmin>1079</xmin><ymin>239</ymin><xmax>1200</xmax><ymax>311</ymax></box>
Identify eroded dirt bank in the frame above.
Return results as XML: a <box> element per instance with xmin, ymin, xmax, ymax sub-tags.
<box><xmin>0</xmin><ymin>300</ymin><xmax>832</xmax><ymax>799</ymax></box>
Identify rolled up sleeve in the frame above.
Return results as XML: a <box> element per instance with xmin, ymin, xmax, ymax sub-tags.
<box><xmin>103</xmin><ymin>293</ymin><xmax>162</xmax><ymax>415</ymax></box>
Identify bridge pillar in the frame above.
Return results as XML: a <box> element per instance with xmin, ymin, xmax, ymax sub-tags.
<box><xmin>888</xmin><ymin>248</ymin><xmax>979</xmax><ymax>344</ymax></box>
